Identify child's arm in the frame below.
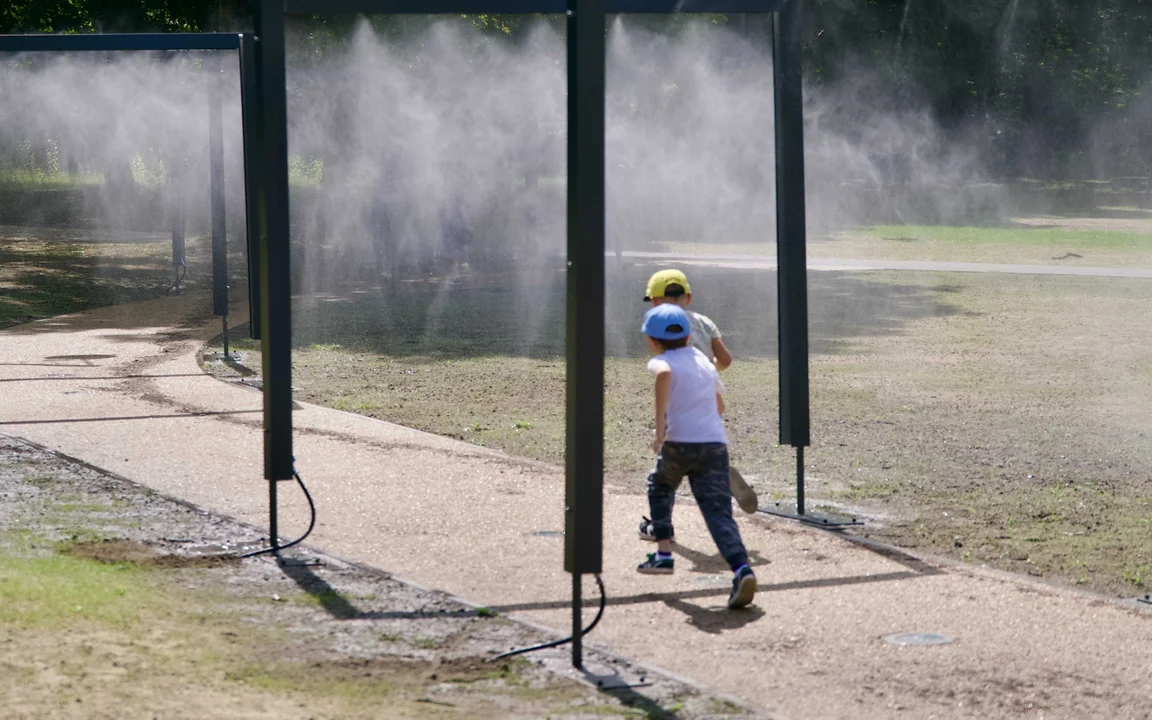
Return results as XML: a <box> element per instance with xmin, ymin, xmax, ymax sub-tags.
<box><xmin>652</xmin><ymin>367</ymin><xmax>671</xmax><ymax>452</ymax></box>
<box><xmin>716</xmin><ymin>392</ymin><xmax>725</xmax><ymax>416</ymax></box>
<box><xmin>711</xmin><ymin>337</ymin><xmax>732</xmax><ymax>370</ymax></box>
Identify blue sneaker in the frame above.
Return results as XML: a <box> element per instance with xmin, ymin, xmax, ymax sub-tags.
<box><xmin>728</xmin><ymin>565</ymin><xmax>757</xmax><ymax>609</ymax></box>
<box><xmin>637</xmin><ymin>553</ymin><xmax>674</xmax><ymax>575</ymax></box>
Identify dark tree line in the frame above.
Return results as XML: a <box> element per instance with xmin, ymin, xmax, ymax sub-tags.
<box><xmin>5</xmin><ymin>1</ymin><xmax>1152</xmax><ymax>180</ymax></box>
<box><xmin>805</xmin><ymin>1</ymin><xmax>1152</xmax><ymax>178</ymax></box>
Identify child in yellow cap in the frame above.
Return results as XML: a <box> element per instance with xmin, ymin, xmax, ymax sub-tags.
<box><xmin>642</xmin><ymin>269</ymin><xmax>732</xmax><ymax>370</ymax></box>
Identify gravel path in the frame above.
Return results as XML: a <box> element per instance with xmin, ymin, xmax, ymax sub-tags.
<box><xmin>0</xmin><ymin>293</ymin><xmax>1150</xmax><ymax>719</ymax></box>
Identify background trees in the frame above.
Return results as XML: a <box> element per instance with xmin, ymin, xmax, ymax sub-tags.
<box><xmin>4</xmin><ymin>0</ymin><xmax>1152</xmax><ymax>182</ymax></box>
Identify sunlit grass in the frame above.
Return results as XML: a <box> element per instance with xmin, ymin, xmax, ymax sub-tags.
<box><xmin>0</xmin><ymin>553</ymin><xmax>158</xmax><ymax>630</ymax></box>
<box><xmin>867</xmin><ymin>224</ymin><xmax>1152</xmax><ymax>248</ymax></box>
<box><xmin>658</xmin><ymin>223</ymin><xmax>1152</xmax><ymax>266</ymax></box>
<box><xmin>0</xmin><ymin>169</ymin><xmax>103</xmax><ymax>189</ymax></box>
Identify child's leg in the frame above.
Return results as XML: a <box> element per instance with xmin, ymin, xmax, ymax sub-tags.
<box><xmin>646</xmin><ymin>444</ymin><xmax>686</xmax><ymax>543</ymax></box>
<box><xmin>686</xmin><ymin>444</ymin><xmax>750</xmax><ymax>572</ymax></box>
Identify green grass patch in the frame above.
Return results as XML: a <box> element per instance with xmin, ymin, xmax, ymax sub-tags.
<box><xmin>0</xmin><ymin>169</ymin><xmax>103</xmax><ymax>190</ymax></box>
<box><xmin>227</xmin><ymin>660</ymin><xmax>395</xmax><ymax>701</ymax></box>
<box><xmin>660</xmin><ymin>221</ymin><xmax>1152</xmax><ymax>266</ymax></box>
<box><xmin>0</xmin><ymin>553</ymin><xmax>158</xmax><ymax>630</ymax></box>
<box><xmin>867</xmin><ymin>224</ymin><xmax>1152</xmax><ymax>248</ymax></box>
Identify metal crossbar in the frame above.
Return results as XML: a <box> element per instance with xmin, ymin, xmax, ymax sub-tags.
<box><xmin>285</xmin><ymin>0</ymin><xmax>778</xmax><ymax>14</ymax></box>
<box><xmin>0</xmin><ymin>33</ymin><xmax>243</xmax><ymax>52</ymax></box>
<box><xmin>0</xmin><ymin>0</ymin><xmax>809</xmax><ymax>672</ymax></box>
<box><xmin>0</xmin><ymin>31</ymin><xmax>253</xmax><ymax>356</ymax></box>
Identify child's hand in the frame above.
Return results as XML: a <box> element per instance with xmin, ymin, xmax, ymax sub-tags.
<box><xmin>651</xmin><ymin>433</ymin><xmax>664</xmax><ymax>453</ymax></box>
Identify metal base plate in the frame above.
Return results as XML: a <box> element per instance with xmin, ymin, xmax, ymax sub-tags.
<box><xmin>883</xmin><ymin>632</ymin><xmax>953</xmax><ymax>646</ymax></box>
<box><xmin>759</xmin><ymin>501</ymin><xmax>863</xmax><ymax>528</ymax></box>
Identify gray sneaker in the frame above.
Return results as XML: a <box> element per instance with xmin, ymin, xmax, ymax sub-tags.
<box><xmin>728</xmin><ymin>565</ymin><xmax>757</xmax><ymax>609</ymax></box>
<box><xmin>638</xmin><ymin>516</ymin><xmax>673</xmax><ymax>543</ymax></box>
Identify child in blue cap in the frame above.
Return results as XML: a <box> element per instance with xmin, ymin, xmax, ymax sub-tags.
<box><xmin>638</xmin><ymin>303</ymin><xmax>757</xmax><ymax>609</ymax></box>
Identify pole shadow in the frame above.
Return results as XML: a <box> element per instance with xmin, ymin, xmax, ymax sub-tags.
<box><xmin>0</xmin><ymin>372</ymin><xmax>206</xmax><ymax>383</ymax></box>
<box><xmin>0</xmin><ymin>409</ymin><xmax>261</xmax><ymax>426</ymax></box>
<box><xmin>274</xmin><ymin>556</ymin><xmax>486</xmax><ymax>621</ymax></box>
<box><xmin>669</xmin><ymin>542</ymin><xmax>770</xmax><ymax>574</ymax></box>
<box><xmin>489</xmin><ymin>568</ymin><xmax>930</xmax><ymax>615</ymax></box>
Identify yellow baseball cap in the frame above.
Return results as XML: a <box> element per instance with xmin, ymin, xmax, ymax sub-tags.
<box><xmin>643</xmin><ymin>269</ymin><xmax>691</xmax><ymax>301</ymax></box>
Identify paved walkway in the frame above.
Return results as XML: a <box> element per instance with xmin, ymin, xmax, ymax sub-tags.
<box><xmin>1</xmin><ymin>293</ymin><xmax>1150</xmax><ymax>719</ymax></box>
<box><xmin>620</xmin><ymin>250</ymin><xmax>1152</xmax><ymax>278</ymax></box>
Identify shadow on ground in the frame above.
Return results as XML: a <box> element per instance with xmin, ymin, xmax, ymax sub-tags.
<box><xmin>286</xmin><ymin>261</ymin><xmax>962</xmax><ymax>360</ymax></box>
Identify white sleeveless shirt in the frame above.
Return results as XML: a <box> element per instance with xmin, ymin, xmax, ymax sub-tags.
<box><xmin>647</xmin><ymin>346</ymin><xmax>727</xmax><ymax>444</ymax></box>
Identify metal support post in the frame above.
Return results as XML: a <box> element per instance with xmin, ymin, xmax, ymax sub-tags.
<box><xmin>773</xmin><ymin>0</ymin><xmax>810</xmax><ymax>454</ymax></box>
<box><xmin>208</xmin><ymin>52</ymin><xmax>230</xmax><ymax>346</ymax></box>
<box><xmin>564</xmin><ymin>0</ymin><xmax>606</xmax><ymax>670</ymax></box>
<box><xmin>170</xmin><ymin>169</ymin><xmax>186</xmax><ymax>292</ymax></box>
<box><xmin>571</xmin><ymin>572</ymin><xmax>583</xmax><ymax>666</ymax></box>
<box><xmin>796</xmin><ymin>445</ymin><xmax>804</xmax><ymax>515</ymax></box>
<box><xmin>256</xmin><ymin>0</ymin><xmax>295</xmax><ymax>549</ymax></box>
<box><xmin>239</xmin><ymin>33</ymin><xmax>264</xmax><ymax>341</ymax></box>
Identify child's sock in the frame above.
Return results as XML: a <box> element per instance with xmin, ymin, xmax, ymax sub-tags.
<box><xmin>656</xmin><ymin>551</ymin><xmax>673</xmax><ymax>561</ymax></box>
<box><xmin>733</xmin><ymin>563</ymin><xmax>750</xmax><ymax>576</ymax></box>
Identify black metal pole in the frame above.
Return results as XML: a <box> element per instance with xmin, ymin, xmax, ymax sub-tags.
<box><xmin>0</xmin><ymin>33</ymin><xmax>243</xmax><ymax>52</ymax></box>
<box><xmin>239</xmin><ymin>33</ymin><xmax>264</xmax><ymax>341</ymax></box>
<box><xmin>796</xmin><ymin>445</ymin><xmax>805</xmax><ymax>515</ymax></box>
<box><xmin>255</xmin><ymin>0</ymin><xmax>295</xmax><ymax>549</ymax></box>
<box><xmin>571</xmin><ymin>571</ymin><xmax>583</xmax><ymax>666</ymax></box>
<box><xmin>773</xmin><ymin>0</ymin><xmax>810</xmax><ymax>453</ymax></box>
<box><xmin>564</xmin><ymin>0</ymin><xmax>606</xmax><ymax>670</ymax></box>
<box><xmin>209</xmin><ymin>52</ymin><xmax>229</xmax><ymax>322</ymax></box>
<box><xmin>170</xmin><ymin>168</ymin><xmax>186</xmax><ymax>292</ymax></box>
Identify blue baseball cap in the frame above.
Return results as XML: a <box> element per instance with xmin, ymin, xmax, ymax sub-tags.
<box><xmin>642</xmin><ymin>304</ymin><xmax>691</xmax><ymax>340</ymax></box>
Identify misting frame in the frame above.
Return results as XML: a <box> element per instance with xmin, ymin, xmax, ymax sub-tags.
<box><xmin>1</xmin><ymin>0</ymin><xmax>813</xmax><ymax>671</ymax></box>
<box><xmin>0</xmin><ymin>32</ymin><xmax>250</xmax><ymax>356</ymax></box>
<box><xmin>252</xmin><ymin>0</ymin><xmax>810</xmax><ymax>668</ymax></box>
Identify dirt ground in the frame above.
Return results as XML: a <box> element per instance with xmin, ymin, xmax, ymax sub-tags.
<box><xmin>203</xmin><ymin>257</ymin><xmax>1152</xmax><ymax>599</ymax></box>
<box><xmin>0</xmin><ymin>433</ymin><xmax>757</xmax><ymax>719</ymax></box>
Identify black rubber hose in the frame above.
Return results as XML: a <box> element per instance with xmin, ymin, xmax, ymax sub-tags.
<box><xmin>490</xmin><ymin>574</ymin><xmax>606</xmax><ymax>661</ymax></box>
<box><xmin>238</xmin><ymin>470</ymin><xmax>316</xmax><ymax>558</ymax></box>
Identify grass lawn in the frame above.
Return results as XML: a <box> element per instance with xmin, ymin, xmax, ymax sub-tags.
<box><xmin>0</xmin><ymin>225</ymin><xmax>234</xmax><ymax>330</ymax></box>
<box><xmin>211</xmin><ymin>260</ymin><xmax>1152</xmax><ymax>597</ymax></box>
<box><xmin>0</xmin><ymin>536</ymin><xmax>631</xmax><ymax>718</ymax></box>
<box><xmin>659</xmin><ymin>217</ymin><xmax>1152</xmax><ymax>268</ymax></box>
<box><xmin>0</xmin><ymin>460</ymin><xmax>664</xmax><ymax>719</ymax></box>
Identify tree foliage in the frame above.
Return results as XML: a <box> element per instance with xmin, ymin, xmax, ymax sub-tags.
<box><xmin>5</xmin><ymin>1</ymin><xmax>1152</xmax><ymax>179</ymax></box>
<box><xmin>805</xmin><ymin>0</ymin><xmax>1152</xmax><ymax>177</ymax></box>
<box><xmin>0</xmin><ymin>0</ymin><xmax>249</xmax><ymax>34</ymax></box>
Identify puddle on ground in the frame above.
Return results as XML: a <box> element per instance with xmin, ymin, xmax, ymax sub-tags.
<box><xmin>67</xmin><ymin>539</ymin><xmax>241</xmax><ymax>568</ymax></box>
